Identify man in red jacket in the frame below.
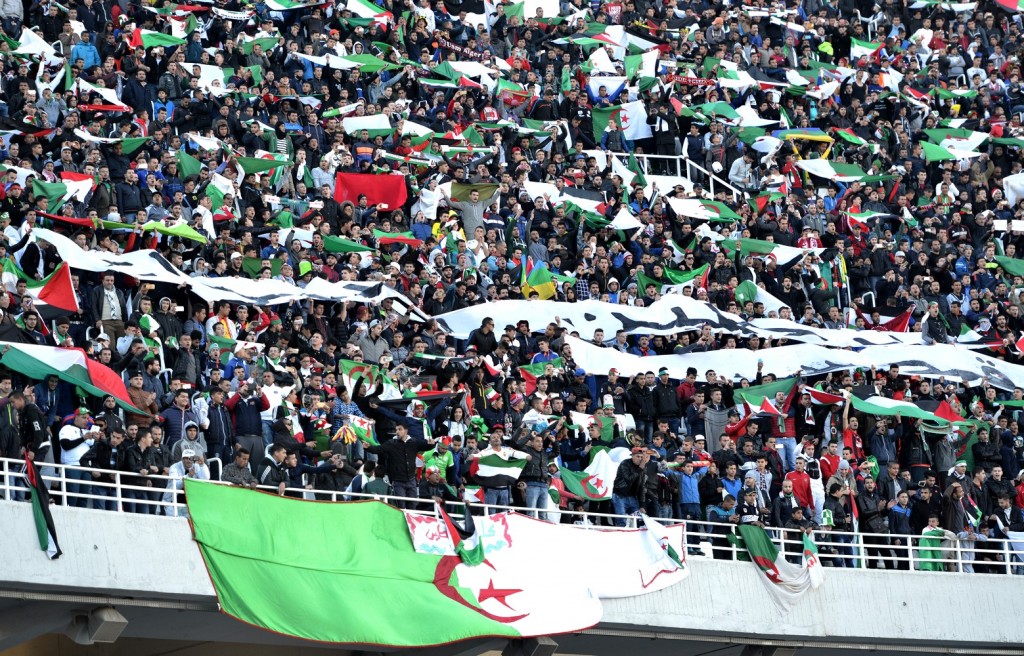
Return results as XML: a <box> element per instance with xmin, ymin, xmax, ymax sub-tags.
<box><xmin>785</xmin><ymin>454</ymin><xmax>813</xmax><ymax>511</ymax></box>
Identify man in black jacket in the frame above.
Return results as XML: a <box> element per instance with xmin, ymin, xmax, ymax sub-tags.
<box><xmin>653</xmin><ymin>368</ymin><xmax>681</xmax><ymax>436</ymax></box>
<box><xmin>257</xmin><ymin>444</ymin><xmax>289</xmax><ymax>495</ymax></box>
<box><xmin>81</xmin><ymin>428</ymin><xmax>126</xmax><ymax>511</ymax></box>
<box><xmin>611</xmin><ymin>447</ymin><xmax>648</xmax><ymax>527</ymax></box>
<box><xmin>363</xmin><ymin>423</ymin><xmax>434</xmax><ymax>509</ymax></box>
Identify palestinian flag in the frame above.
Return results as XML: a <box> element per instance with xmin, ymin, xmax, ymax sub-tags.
<box><xmin>518</xmin><ymin>357</ymin><xmax>563</xmax><ymax>395</ymax></box>
<box><xmin>0</xmin><ymin>344</ymin><xmax>140</xmax><ymax>414</ymax></box>
<box><xmin>462</xmin><ymin>486</ymin><xmax>485</xmax><ymax>503</ymax></box>
<box><xmin>344</xmin><ymin>0</ymin><xmax>393</xmax><ymax>27</ymax></box>
<box><xmin>470</xmin><ymin>453</ymin><xmax>527</xmax><ymax>488</ymax></box>
<box><xmin>24</xmin><ymin>457</ymin><xmax>61</xmax><ymax>559</ymax></box>
<box><xmin>2</xmin><ymin>260</ymin><xmax>79</xmax><ymax>320</ymax></box>
<box><xmin>186</xmin><ymin>480</ymin><xmax>608</xmax><ymax>646</ymax></box>
<box><xmin>737</xmin><ymin>524</ymin><xmax>823</xmax><ymax>611</ymax></box>
<box><xmin>374</xmin><ymin>230</ymin><xmax>422</xmax><ymax>247</ymax></box>
<box><xmin>128</xmin><ymin>29</ymin><xmax>187</xmax><ymax>49</ymax></box>
<box><xmin>334</xmin><ymin>173</ymin><xmax>409</xmax><ymax>210</ymax></box>
<box><xmin>735</xmin><ymin>377</ymin><xmax>799</xmax><ymax>408</ymax></box>
<box><xmin>801</xmin><ymin>386</ymin><xmax>845</xmax><ymax>405</ymax></box>
<box><xmin>495</xmin><ymin>80</ymin><xmax>531</xmax><ymax>107</ymax></box>
<box><xmin>931</xmin><ymin>87</ymin><xmax>978</xmax><ymax>100</ymax></box>
<box><xmin>748</xmin><ymin>191</ymin><xmax>785</xmax><ymax>215</ymax></box>
<box><xmin>848</xmin><ymin>393</ymin><xmax>955</xmax><ymax>425</ymax></box>
<box><xmin>997</xmin><ymin>0</ymin><xmax>1024</xmax><ymax>11</ymax></box>
<box><xmin>435</xmin><ymin>500</ymin><xmax>484</xmax><ymax>565</ymax></box>
<box><xmin>832</xmin><ymin>128</ymin><xmax>868</xmax><ymax>147</ymax></box>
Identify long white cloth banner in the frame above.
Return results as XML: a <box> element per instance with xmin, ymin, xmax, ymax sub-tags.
<box><xmin>563</xmin><ymin>335</ymin><xmax>1024</xmax><ymax>391</ymax></box>
<box><xmin>35</xmin><ymin>228</ymin><xmax>428</xmax><ymax>319</ymax></box>
<box><xmin>435</xmin><ymin>297</ymin><xmax>937</xmax><ymax>348</ymax></box>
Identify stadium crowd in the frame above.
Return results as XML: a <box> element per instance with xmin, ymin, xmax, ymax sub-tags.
<box><xmin>1</xmin><ymin>0</ymin><xmax>1024</xmax><ymax>571</ymax></box>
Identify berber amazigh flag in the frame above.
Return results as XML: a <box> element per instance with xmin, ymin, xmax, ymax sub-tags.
<box><xmin>737</xmin><ymin>524</ymin><xmax>823</xmax><ymax>611</ymax></box>
<box><xmin>334</xmin><ymin>172</ymin><xmax>408</xmax><ymax>209</ymax></box>
<box><xmin>25</xmin><ymin>456</ymin><xmax>61</xmax><ymax>559</ymax></box>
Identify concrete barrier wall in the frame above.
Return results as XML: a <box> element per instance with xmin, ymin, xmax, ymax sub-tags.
<box><xmin>1</xmin><ymin>501</ymin><xmax>1019</xmax><ymax>648</ymax></box>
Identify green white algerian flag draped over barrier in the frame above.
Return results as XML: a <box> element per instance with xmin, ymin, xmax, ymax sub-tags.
<box><xmin>187</xmin><ymin>481</ymin><xmax>689</xmax><ymax>646</ymax></box>
<box><xmin>737</xmin><ymin>525</ymin><xmax>824</xmax><ymax>611</ymax></box>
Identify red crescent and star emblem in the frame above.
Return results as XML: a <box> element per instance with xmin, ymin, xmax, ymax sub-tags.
<box><xmin>433</xmin><ymin>556</ymin><xmax>528</xmax><ymax>624</ymax></box>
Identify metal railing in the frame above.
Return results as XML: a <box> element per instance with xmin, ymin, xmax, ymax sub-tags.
<box><xmin>1</xmin><ymin>457</ymin><xmax>1021</xmax><ymax>576</ymax></box>
<box><xmin>632</xmin><ymin>153</ymin><xmax>743</xmax><ymax>203</ymax></box>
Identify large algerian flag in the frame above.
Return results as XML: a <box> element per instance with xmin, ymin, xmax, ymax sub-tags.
<box><xmin>1</xmin><ymin>260</ymin><xmax>79</xmax><ymax>319</ymax></box>
<box><xmin>592</xmin><ymin>101</ymin><xmax>652</xmax><ymax>141</ymax></box>
<box><xmin>30</xmin><ymin>173</ymin><xmax>93</xmax><ymax>211</ymax></box>
<box><xmin>186</xmin><ymin>480</ymin><xmax>602</xmax><ymax>646</ymax></box>
<box><xmin>0</xmin><ymin>343</ymin><xmax>141</xmax><ymax>414</ymax></box>
<box><xmin>470</xmin><ymin>453</ymin><xmax>527</xmax><ymax>488</ymax></box>
<box><xmin>794</xmin><ymin>159</ymin><xmax>867</xmax><ymax>182</ymax></box>
<box><xmin>559</xmin><ymin>447</ymin><xmax>630</xmax><ymax>501</ymax></box>
<box><xmin>337</xmin><ymin>359</ymin><xmax>401</xmax><ymax>399</ymax></box>
<box><xmin>128</xmin><ymin>29</ymin><xmax>187</xmax><ymax>49</ymax></box>
<box><xmin>737</xmin><ymin>524</ymin><xmax>823</xmax><ymax>611</ymax></box>
<box><xmin>920</xmin><ymin>141</ymin><xmax>983</xmax><ymax>162</ymax></box>
<box><xmin>850</xmin><ymin>38</ymin><xmax>883</xmax><ymax>59</ymax></box>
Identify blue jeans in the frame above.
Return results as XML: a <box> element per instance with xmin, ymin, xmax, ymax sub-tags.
<box><xmin>261</xmin><ymin>420</ymin><xmax>275</xmax><ymax>447</ymax></box>
<box><xmin>611</xmin><ymin>493</ymin><xmax>640</xmax><ymax>527</ymax></box>
<box><xmin>91</xmin><ymin>478</ymin><xmax>117</xmax><ymax>511</ymax></box>
<box><xmin>65</xmin><ymin>467</ymin><xmax>92</xmax><ymax>508</ymax></box>
<box><xmin>524</xmin><ymin>481</ymin><xmax>547</xmax><ymax>518</ymax></box>
<box><xmin>634</xmin><ymin>420</ymin><xmax>654</xmax><ymax>444</ymax></box>
<box><xmin>391</xmin><ymin>479</ymin><xmax>418</xmax><ymax>509</ymax></box>
<box><xmin>679</xmin><ymin>502</ymin><xmax>702</xmax><ymax>546</ymax></box>
<box><xmin>484</xmin><ymin>487</ymin><xmax>509</xmax><ymax>509</ymax></box>
<box><xmin>124</xmin><ymin>487</ymin><xmax>152</xmax><ymax>514</ymax></box>
<box><xmin>778</xmin><ymin>437</ymin><xmax>797</xmax><ymax>472</ymax></box>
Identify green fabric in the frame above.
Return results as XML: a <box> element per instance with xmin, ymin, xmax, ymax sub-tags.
<box><xmin>236</xmin><ymin>156</ymin><xmax>289</xmax><ymax>175</ymax></box>
<box><xmin>140</xmin><ymin>220</ymin><xmax>207</xmax><ymax>243</ymax></box>
<box><xmin>176</xmin><ymin>150</ymin><xmax>204</xmax><ymax>178</ymax></box>
<box><xmin>994</xmin><ymin>255</ymin><xmax>1024</xmax><ymax>277</ymax></box>
<box><xmin>735</xmin><ymin>377</ymin><xmax>798</xmax><ymax>407</ymax></box>
<box><xmin>185</xmin><ymin>480</ymin><xmax>525</xmax><ymax>646</ymax></box>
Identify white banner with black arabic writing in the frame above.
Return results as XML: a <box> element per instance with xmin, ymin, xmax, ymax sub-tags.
<box><xmin>435</xmin><ymin>297</ymin><xmax>941</xmax><ymax>349</ymax></box>
<box><xmin>34</xmin><ymin>227</ymin><xmax>428</xmax><ymax>320</ymax></box>
<box><xmin>563</xmin><ymin>335</ymin><xmax>1024</xmax><ymax>391</ymax></box>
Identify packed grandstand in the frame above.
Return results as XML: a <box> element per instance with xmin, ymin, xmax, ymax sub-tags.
<box><xmin>0</xmin><ymin>0</ymin><xmax>1022</xmax><ymax>575</ymax></box>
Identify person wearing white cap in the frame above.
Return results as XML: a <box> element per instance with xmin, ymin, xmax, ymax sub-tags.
<box><xmin>163</xmin><ymin>448</ymin><xmax>210</xmax><ymax>517</ymax></box>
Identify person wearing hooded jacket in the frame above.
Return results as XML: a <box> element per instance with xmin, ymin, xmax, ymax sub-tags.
<box><xmin>171</xmin><ymin>422</ymin><xmax>207</xmax><ymax>461</ymax></box>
